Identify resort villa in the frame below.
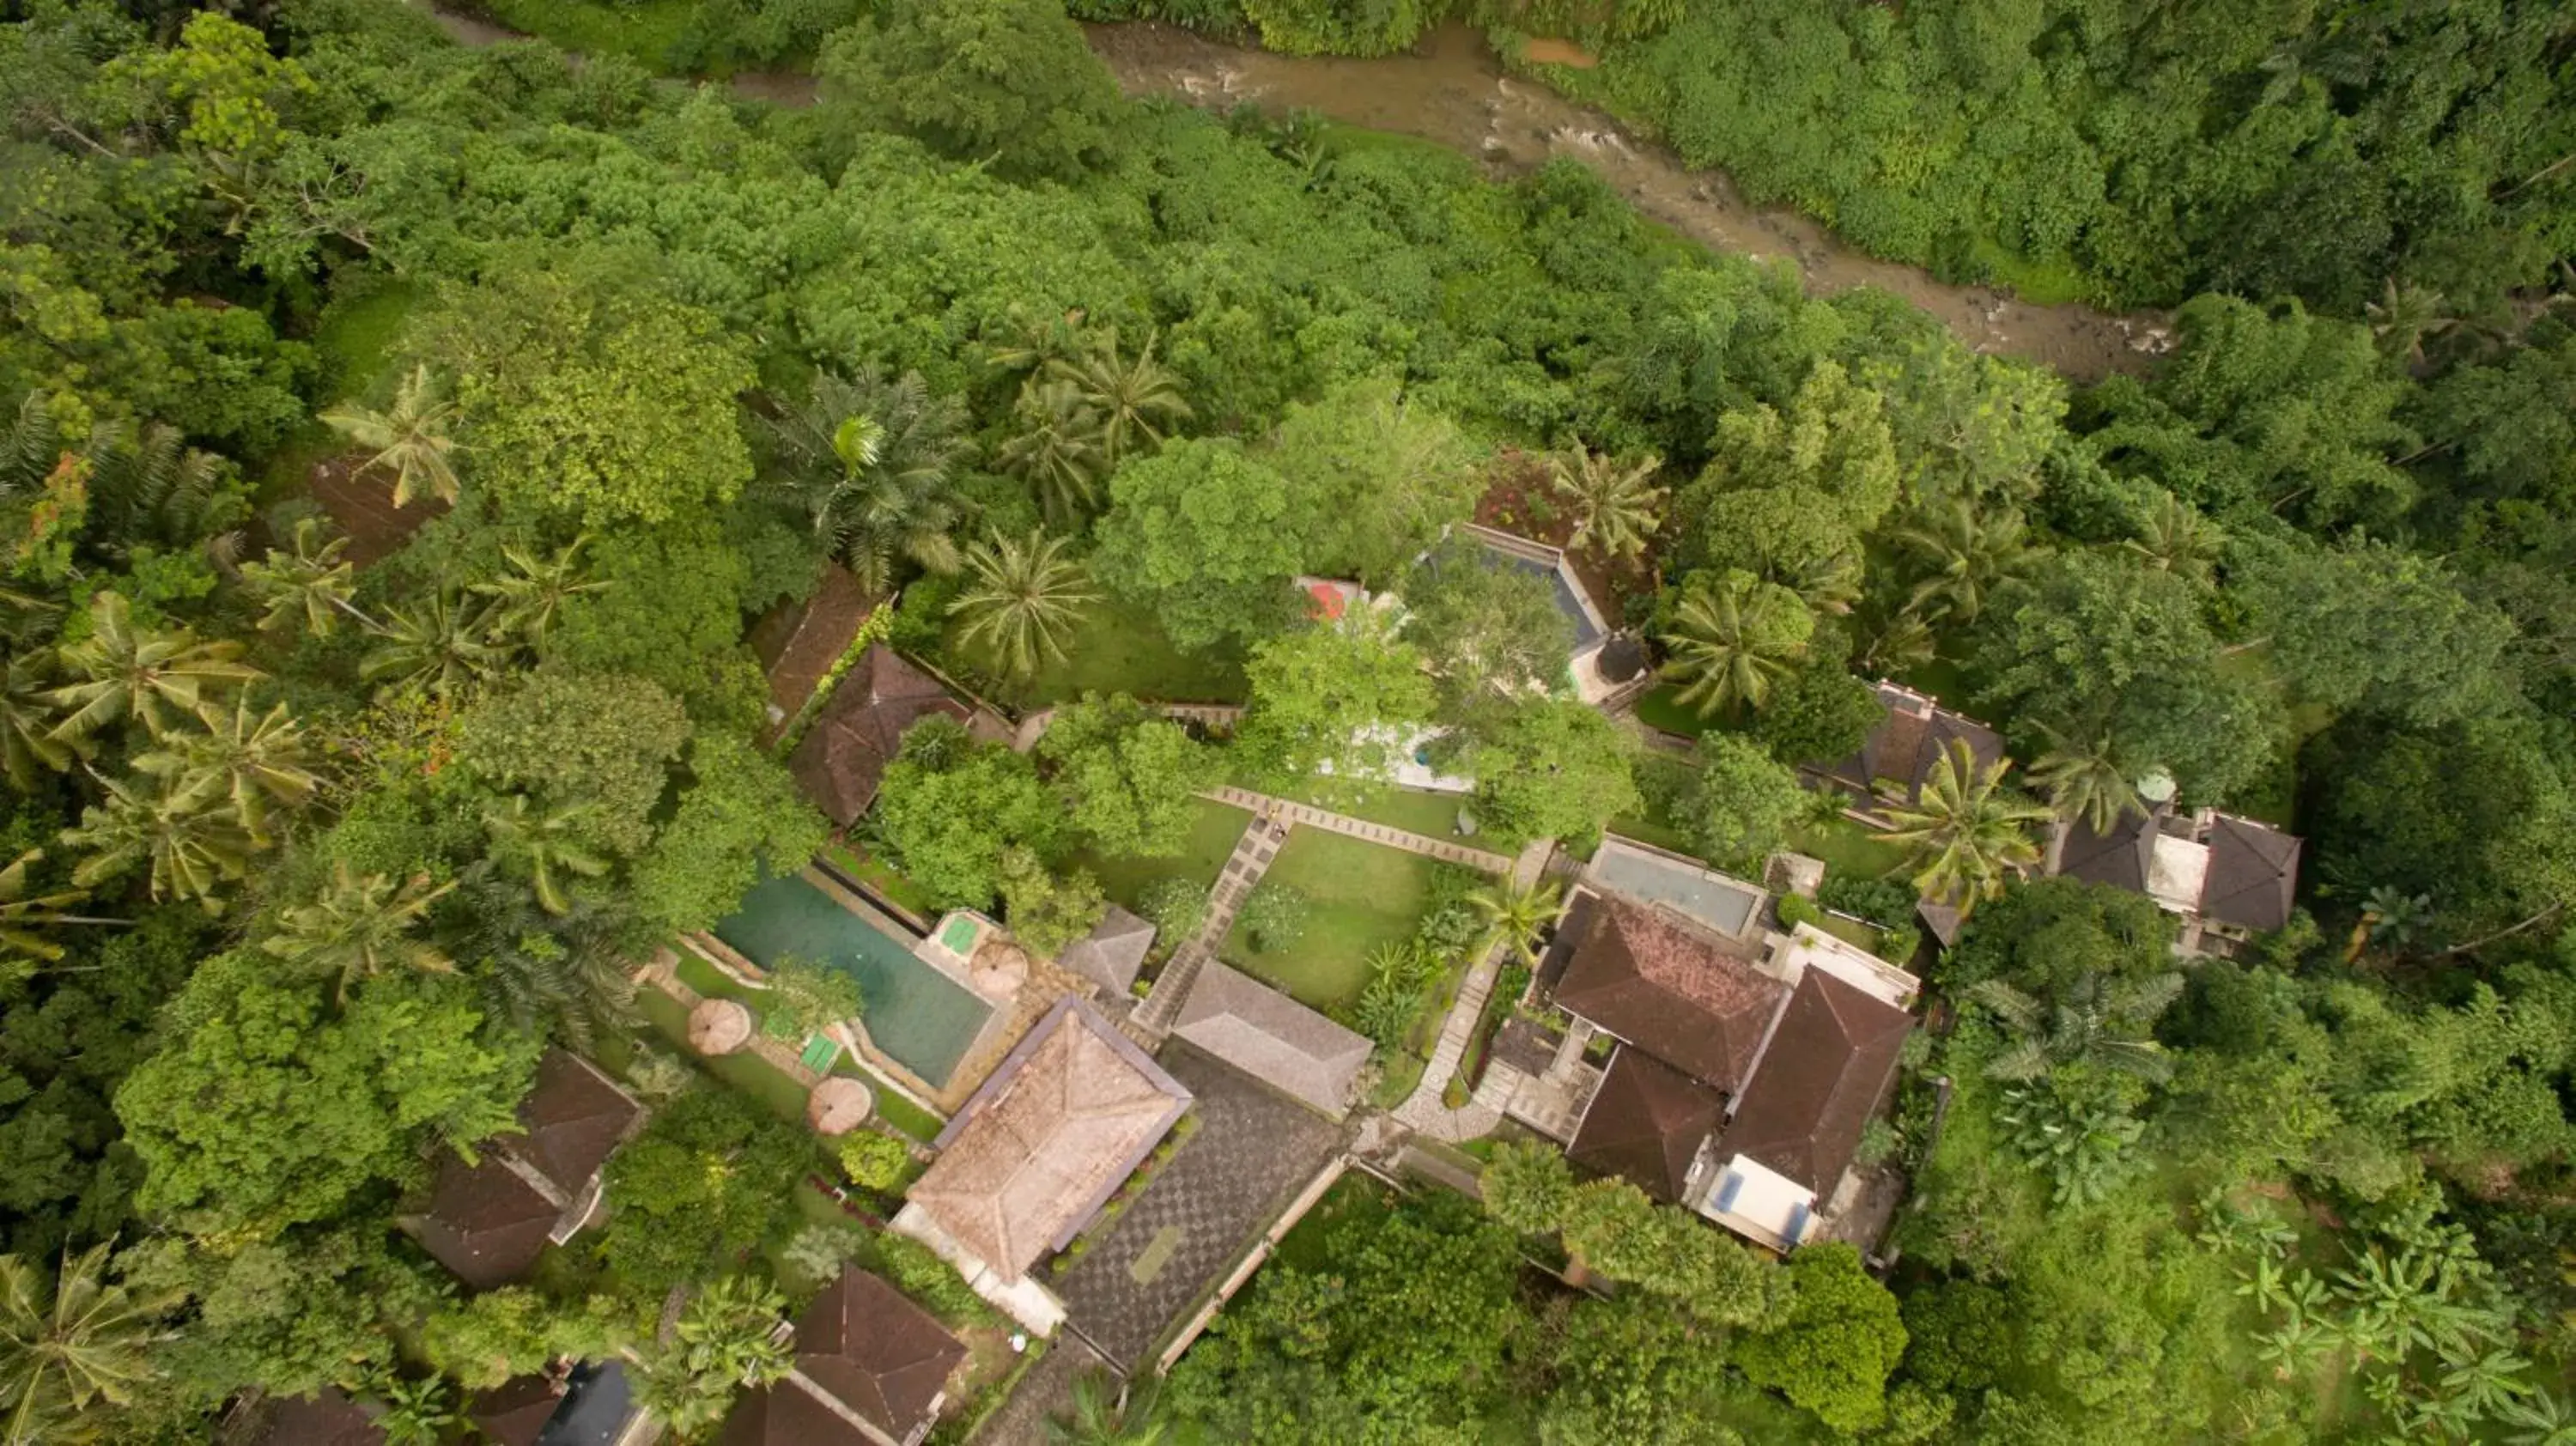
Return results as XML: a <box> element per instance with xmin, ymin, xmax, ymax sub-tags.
<box><xmin>402</xmin><ymin>1050</ymin><xmax>646</xmax><ymax>1291</ymax></box>
<box><xmin>2050</xmin><ymin>804</ymin><xmax>2305</xmax><ymax>957</ymax></box>
<box><xmin>719</xmin><ymin>1268</ymin><xmax>968</xmax><ymax>1446</ymax></box>
<box><xmin>1804</xmin><ymin>678</ymin><xmax>2007</xmax><ymax>808</ymax></box>
<box><xmin>1514</xmin><ymin>837</ymin><xmax>1919</xmax><ymax>1253</ymax></box>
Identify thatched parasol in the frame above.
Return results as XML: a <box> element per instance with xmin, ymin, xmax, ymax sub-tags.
<box><xmin>969</xmin><ymin>939</ymin><xmax>1030</xmax><ymax>999</ymax></box>
<box><xmin>806</xmin><ymin>1076</ymin><xmax>875</xmax><ymax>1135</ymax></box>
<box><xmin>688</xmin><ymin>998</ymin><xmax>754</xmax><ymax>1056</ymax></box>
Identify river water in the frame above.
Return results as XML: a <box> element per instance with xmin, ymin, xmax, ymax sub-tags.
<box><xmin>416</xmin><ymin>6</ymin><xmax>2165</xmax><ymax>380</ymax></box>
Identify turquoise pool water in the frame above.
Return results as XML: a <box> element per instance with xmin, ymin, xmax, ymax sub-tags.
<box><xmin>713</xmin><ymin>873</ymin><xmax>993</xmax><ymax>1089</ymax></box>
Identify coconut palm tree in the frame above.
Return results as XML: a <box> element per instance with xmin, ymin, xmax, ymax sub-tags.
<box><xmin>321</xmin><ymin>364</ymin><xmax>463</xmax><ymax>508</ymax></box>
<box><xmin>0</xmin><ymin>850</ymin><xmax>122</xmax><ymax>965</ymax></box>
<box><xmin>1782</xmin><ymin>547</ymin><xmax>1863</xmax><ymax>618</ymax></box>
<box><xmin>1470</xmin><ymin>878</ymin><xmax>1565</xmax><ymax>969</ymax></box>
<box><xmin>46</xmin><ymin>592</ymin><xmax>262</xmax><ymax>744</ymax></box>
<box><xmin>1546</xmin><ymin>447</ymin><xmax>1667</xmax><ymax>563</ymax></box>
<box><xmin>1053</xmin><ymin>328</ymin><xmax>1190</xmax><ymax>465</ymax></box>
<box><xmin>2121</xmin><ymin>490</ymin><xmax>2226</xmax><ymax>582</ymax></box>
<box><xmin>949</xmin><ymin>530</ymin><xmax>1100</xmax><ymax>682</ymax></box>
<box><xmin>131</xmin><ymin>697</ymin><xmax>319</xmax><ymax>846</ymax></box>
<box><xmin>483</xmin><ymin>794</ymin><xmax>611</xmax><ymax>915</ymax></box>
<box><xmin>472</xmin><ymin>534</ymin><xmax>606</xmax><ymax>648</ymax></box>
<box><xmin>2365</xmin><ymin>278</ymin><xmax>2455</xmax><ymax>367</ymax></box>
<box><xmin>361</xmin><ymin>591</ymin><xmax>507</xmax><ymax>696</ymax></box>
<box><xmin>632</xmin><ymin>1275</ymin><xmax>792</xmax><ymax>1441</ymax></box>
<box><xmin>1872</xmin><ymin>738</ymin><xmax>2050</xmax><ymax>914</ymax></box>
<box><xmin>61</xmin><ymin>768</ymin><xmax>256</xmax><ymax>913</ymax></box>
<box><xmin>1967</xmin><ymin>972</ymin><xmax>2184</xmax><ymax>1084</ymax></box>
<box><xmin>1659</xmin><ymin>571</ymin><xmax>1810</xmax><ymax>718</ymax></box>
<box><xmin>1894</xmin><ymin>498</ymin><xmax>2031</xmax><ymax>626</ymax></box>
<box><xmin>1048</xmin><ymin>1371</ymin><xmax>1168</xmax><ymax>1446</ymax></box>
<box><xmin>1856</xmin><ymin>605</ymin><xmax>1936</xmax><ymax>677</ymax></box>
<box><xmin>2026</xmin><ymin>728</ymin><xmax>2139</xmax><ymax>835</ymax></box>
<box><xmin>261</xmin><ymin>863</ymin><xmax>456</xmax><ymax>1003</ymax></box>
<box><xmin>77</xmin><ymin>417</ymin><xmax>239</xmax><ymax>567</ymax></box>
<box><xmin>996</xmin><ymin>378</ymin><xmax>1112</xmax><ymax>525</ymax></box>
<box><xmin>239</xmin><ymin>518</ymin><xmax>369</xmax><ymax>637</ymax></box>
<box><xmin>0</xmin><ymin>1243</ymin><xmax>178</xmax><ymax>1446</ymax></box>
<box><xmin>763</xmin><ymin>369</ymin><xmax>971</xmax><ymax>595</ymax></box>
<box><xmin>458</xmin><ymin>888</ymin><xmax>637</xmax><ymax>1049</ymax></box>
<box><xmin>0</xmin><ymin>653</ymin><xmax>70</xmax><ymax>789</ymax></box>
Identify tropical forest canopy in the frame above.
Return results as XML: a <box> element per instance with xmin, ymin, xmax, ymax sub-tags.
<box><xmin>0</xmin><ymin>0</ymin><xmax>2573</xmax><ymax>1442</ymax></box>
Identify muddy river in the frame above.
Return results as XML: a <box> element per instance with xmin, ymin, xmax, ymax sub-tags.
<box><xmin>416</xmin><ymin>6</ymin><xmax>2166</xmax><ymax>380</ymax></box>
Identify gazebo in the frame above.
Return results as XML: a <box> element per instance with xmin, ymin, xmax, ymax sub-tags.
<box><xmin>969</xmin><ymin>940</ymin><xmax>1030</xmax><ymax>1000</ymax></box>
<box><xmin>806</xmin><ymin>1078</ymin><xmax>875</xmax><ymax>1136</ymax></box>
<box><xmin>688</xmin><ymin>998</ymin><xmax>754</xmax><ymax>1057</ymax></box>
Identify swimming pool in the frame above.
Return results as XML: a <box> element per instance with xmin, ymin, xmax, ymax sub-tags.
<box><xmin>712</xmin><ymin>872</ymin><xmax>995</xmax><ymax>1089</ymax></box>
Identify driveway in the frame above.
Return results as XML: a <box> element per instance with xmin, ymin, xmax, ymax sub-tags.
<box><xmin>1054</xmin><ymin>1044</ymin><xmax>1342</xmax><ymax>1368</ymax></box>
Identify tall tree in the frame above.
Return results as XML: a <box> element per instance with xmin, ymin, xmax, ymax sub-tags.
<box><xmin>1092</xmin><ymin>438</ymin><xmax>1308</xmax><ymax>651</ymax></box>
<box><xmin>46</xmin><ymin>592</ymin><xmax>261</xmax><ymax>744</ymax></box>
<box><xmin>763</xmin><ymin>368</ymin><xmax>971</xmax><ymax>594</ymax></box>
<box><xmin>1036</xmin><ymin>695</ymin><xmax>1221</xmax><ymax>860</ymax></box>
<box><xmin>1546</xmin><ymin>447</ymin><xmax>1667</xmax><ymax>562</ymax></box>
<box><xmin>1267</xmin><ymin>376</ymin><xmax>1480</xmax><ymax>586</ymax></box>
<box><xmin>1470</xmin><ymin>878</ymin><xmax>1564</xmax><ymax>968</ymax></box>
<box><xmin>1054</xmin><ymin>328</ymin><xmax>1190</xmax><ymax>465</ymax></box>
<box><xmin>996</xmin><ymin>377</ymin><xmax>1110</xmax><ymax>525</ymax></box>
<box><xmin>131</xmin><ymin>697</ymin><xmax>318</xmax><ymax>847</ymax></box>
<box><xmin>0</xmin><ymin>1244</ymin><xmax>177</xmax><ymax>1446</ymax></box>
<box><xmin>1234</xmin><ymin>610</ymin><xmax>1435</xmax><ymax>787</ymax></box>
<box><xmin>361</xmin><ymin>592</ymin><xmax>507</xmax><ymax>697</ymax></box>
<box><xmin>1396</xmin><ymin>538</ymin><xmax>1572</xmax><ymax>723</ymax></box>
<box><xmin>948</xmin><ymin>530</ymin><xmax>1099</xmax><ymax>682</ymax></box>
<box><xmin>481</xmin><ymin>796</ymin><xmax>611</xmax><ymax>916</ymax></box>
<box><xmin>471</xmin><ymin>536</ymin><xmax>607</xmax><ymax>651</ymax></box>
<box><xmin>816</xmin><ymin>0</ymin><xmax>1127</xmax><ymax>181</ymax></box>
<box><xmin>631</xmin><ymin>1275</ymin><xmax>793</xmax><ymax>1439</ymax></box>
<box><xmin>1968</xmin><ymin>973</ymin><xmax>2184</xmax><ymax>1085</ymax></box>
<box><xmin>240</xmin><ymin>518</ymin><xmax>365</xmax><ymax>638</ymax></box>
<box><xmin>1893</xmin><ymin>498</ymin><xmax>2032</xmax><ymax>625</ymax></box>
<box><xmin>260</xmin><ymin>864</ymin><xmax>456</xmax><ymax>1005</ymax></box>
<box><xmin>320</xmin><ymin>364</ymin><xmax>463</xmax><ymax>509</ymax></box>
<box><xmin>1871</xmin><ymin>738</ymin><xmax>2049</xmax><ymax>913</ymax></box>
<box><xmin>62</xmin><ymin>769</ymin><xmax>256</xmax><ymax>913</ymax></box>
<box><xmin>1659</xmin><ymin>569</ymin><xmax>1813</xmax><ymax>718</ymax></box>
<box><xmin>2026</xmin><ymin>727</ymin><xmax>2139</xmax><ymax>835</ymax></box>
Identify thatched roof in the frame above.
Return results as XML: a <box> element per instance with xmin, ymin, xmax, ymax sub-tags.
<box><xmin>808</xmin><ymin>1078</ymin><xmax>876</xmax><ymax>1136</ymax></box>
<box><xmin>1057</xmin><ymin>906</ymin><xmax>1156</xmax><ymax>995</ymax></box>
<box><xmin>908</xmin><ymin>999</ymin><xmax>1190</xmax><ymax>1280</ymax></box>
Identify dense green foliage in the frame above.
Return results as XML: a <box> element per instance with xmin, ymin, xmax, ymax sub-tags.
<box><xmin>3</xmin><ymin>0</ymin><xmax>2575</xmax><ymax>1440</ymax></box>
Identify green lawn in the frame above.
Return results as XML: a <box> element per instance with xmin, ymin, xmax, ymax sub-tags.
<box><xmin>1631</xmin><ymin>684</ymin><xmax>1712</xmax><ymax>738</ymax></box>
<box><xmin>637</xmin><ymin>965</ymin><xmax>945</xmax><ymax>1142</ymax></box>
<box><xmin>1072</xmin><ymin>798</ymin><xmax>1250</xmax><ymax>916</ymax></box>
<box><xmin>472</xmin><ymin>0</ymin><xmax>696</xmax><ymax>70</ymax></box>
<box><xmin>1255</xmin><ymin>775</ymin><xmax>1480</xmax><ymax>842</ymax></box>
<box><xmin>1223</xmin><ymin>828</ymin><xmax>1441</xmax><ymax>1012</ymax></box>
<box><xmin>823</xmin><ymin>842</ymin><xmax>940</xmax><ymax>926</ymax></box>
<box><xmin>1789</xmin><ymin>816</ymin><xmax>1910</xmax><ymax>883</ymax></box>
<box><xmin>976</xmin><ymin>595</ymin><xmax>1249</xmax><ymax>708</ymax></box>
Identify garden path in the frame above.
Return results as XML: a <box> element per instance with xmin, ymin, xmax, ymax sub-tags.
<box><xmin>1389</xmin><ymin>837</ymin><xmax>1557</xmax><ymax>1143</ymax></box>
<box><xmin>1131</xmin><ymin>805</ymin><xmax>1291</xmax><ymax>1037</ymax></box>
<box><xmin>1200</xmin><ymin>787</ymin><xmax>1514</xmax><ymax>873</ymax></box>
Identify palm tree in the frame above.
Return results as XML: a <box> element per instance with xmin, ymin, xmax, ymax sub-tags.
<box><xmin>2366</xmin><ymin>278</ymin><xmax>2455</xmax><ymax>367</ymax></box>
<box><xmin>78</xmin><ymin>418</ymin><xmax>236</xmax><ymax>566</ymax></box>
<box><xmin>0</xmin><ymin>850</ymin><xmax>122</xmax><ymax>965</ymax></box>
<box><xmin>61</xmin><ymin>768</ymin><xmax>256</xmax><ymax>913</ymax></box>
<box><xmin>1470</xmin><ymin>878</ymin><xmax>1564</xmax><ymax>968</ymax></box>
<box><xmin>1871</xmin><ymin>738</ymin><xmax>2050</xmax><ymax>914</ymax></box>
<box><xmin>1967</xmin><ymin>972</ymin><xmax>2184</xmax><ymax>1084</ymax></box>
<box><xmin>763</xmin><ymin>369</ymin><xmax>971</xmax><ymax>595</ymax></box>
<box><xmin>261</xmin><ymin>863</ymin><xmax>456</xmax><ymax>1002</ymax></box>
<box><xmin>948</xmin><ymin>531</ymin><xmax>1099</xmax><ymax>681</ymax></box>
<box><xmin>1782</xmin><ymin>547</ymin><xmax>1862</xmax><ymax>617</ymax></box>
<box><xmin>321</xmin><ymin>363</ymin><xmax>463</xmax><ymax>508</ymax></box>
<box><xmin>1856</xmin><ymin>605</ymin><xmax>1936</xmax><ymax>677</ymax></box>
<box><xmin>1659</xmin><ymin>571</ymin><xmax>1809</xmax><ymax>718</ymax></box>
<box><xmin>361</xmin><ymin>591</ymin><xmax>507</xmax><ymax>696</ymax></box>
<box><xmin>240</xmin><ymin>518</ymin><xmax>369</xmax><ymax>637</ymax></box>
<box><xmin>1047</xmin><ymin>1370</ymin><xmax>1167</xmax><ymax>1446</ymax></box>
<box><xmin>1894</xmin><ymin>498</ymin><xmax>2031</xmax><ymax>626</ymax></box>
<box><xmin>2026</xmin><ymin>728</ymin><xmax>2139</xmax><ymax>835</ymax></box>
<box><xmin>0</xmin><ymin>1244</ymin><xmax>178</xmax><ymax>1446</ymax></box>
<box><xmin>472</xmin><ymin>535</ymin><xmax>606</xmax><ymax>648</ymax></box>
<box><xmin>1546</xmin><ymin>448</ymin><xmax>1667</xmax><ymax>562</ymax></box>
<box><xmin>483</xmin><ymin>794</ymin><xmax>610</xmax><ymax>915</ymax></box>
<box><xmin>995</xmin><ymin>378</ymin><xmax>1111</xmax><ymax>525</ymax></box>
<box><xmin>131</xmin><ymin>698</ymin><xmax>319</xmax><ymax>846</ymax></box>
<box><xmin>46</xmin><ymin>592</ymin><xmax>262</xmax><ymax>744</ymax></box>
<box><xmin>2121</xmin><ymin>490</ymin><xmax>2225</xmax><ymax>582</ymax></box>
<box><xmin>633</xmin><ymin>1275</ymin><xmax>792</xmax><ymax>1441</ymax></box>
<box><xmin>0</xmin><ymin>653</ymin><xmax>70</xmax><ymax>789</ymax></box>
<box><xmin>2343</xmin><ymin>884</ymin><xmax>2434</xmax><ymax>963</ymax></box>
<box><xmin>1052</xmin><ymin>328</ymin><xmax>1190</xmax><ymax>465</ymax></box>
<box><xmin>374</xmin><ymin>1376</ymin><xmax>459</xmax><ymax>1446</ymax></box>
<box><xmin>461</xmin><ymin>890</ymin><xmax>638</xmax><ymax>1049</ymax></box>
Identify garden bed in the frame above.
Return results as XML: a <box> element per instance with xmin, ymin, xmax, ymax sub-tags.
<box><xmin>1222</xmin><ymin>829</ymin><xmax>1444</xmax><ymax>1012</ymax></box>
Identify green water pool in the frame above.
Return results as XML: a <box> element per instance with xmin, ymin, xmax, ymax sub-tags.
<box><xmin>713</xmin><ymin>873</ymin><xmax>993</xmax><ymax>1089</ymax></box>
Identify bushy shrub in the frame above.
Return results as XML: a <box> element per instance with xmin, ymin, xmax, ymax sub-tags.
<box><xmin>837</xmin><ymin>1130</ymin><xmax>914</xmax><ymax>1192</ymax></box>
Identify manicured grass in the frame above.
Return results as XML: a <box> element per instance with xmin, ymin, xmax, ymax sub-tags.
<box><xmin>636</xmin><ymin>968</ymin><xmax>943</xmax><ymax>1142</ymax></box>
<box><xmin>1223</xmin><ymin>828</ymin><xmax>1441</xmax><ymax>1012</ymax></box>
<box><xmin>1631</xmin><ymin>684</ymin><xmax>1712</xmax><ymax>738</ymax></box>
<box><xmin>472</xmin><ymin>0</ymin><xmax>696</xmax><ymax>70</ymax></box>
<box><xmin>823</xmin><ymin>842</ymin><xmax>940</xmax><ymax>926</ymax></box>
<box><xmin>987</xmin><ymin>594</ymin><xmax>1249</xmax><ymax>708</ymax></box>
<box><xmin>1789</xmin><ymin>815</ymin><xmax>1910</xmax><ymax>883</ymax></box>
<box><xmin>849</xmin><ymin>1072</ymin><xmax>943</xmax><ymax>1144</ymax></box>
<box><xmin>1815</xmin><ymin>913</ymin><xmax>1887</xmax><ymax>955</ymax></box>
<box><xmin>1072</xmin><ymin>798</ymin><xmax>1250</xmax><ymax>916</ymax></box>
<box><xmin>1258</xmin><ymin>775</ymin><xmax>1479</xmax><ymax>841</ymax></box>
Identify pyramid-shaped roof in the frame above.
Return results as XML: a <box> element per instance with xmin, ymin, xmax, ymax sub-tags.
<box><xmin>1552</xmin><ymin>899</ymin><xmax>1787</xmax><ymax>1091</ymax></box>
<box><xmin>792</xmin><ymin>1270</ymin><xmax>965</xmax><ymax>1444</ymax></box>
<box><xmin>1718</xmin><ymin>970</ymin><xmax>1912</xmax><ymax>1193</ymax></box>
<box><xmin>1567</xmin><ymin>1047</ymin><xmax>1724</xmax><ymax>1201</ymax></box>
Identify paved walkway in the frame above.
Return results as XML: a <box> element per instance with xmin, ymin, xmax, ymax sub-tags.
<box><xmin>1200</xmin><ymin>787</ymin><xmax>1515</xmax><ymax>873</ymax></box>
<box><xmin>1390</xmin><ymin>837</ymin><xmax>1557</xmax><ymax>1143</ymax></box>
<box><xmin>1133</xmin><ymin>807</ymin><xmax>1289</xmax><ymax>1036</ymax></box>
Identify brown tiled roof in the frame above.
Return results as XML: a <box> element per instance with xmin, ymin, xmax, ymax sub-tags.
<box><xmin>909</xmin><ymin>999</ymin><xmax>1191</xmax><ymax>1280</ymax></box>
<box><xmin>793</xmin><ymin>1270</ymin><xmax>965</xmax><ymax>1444</ymax></box>
<box><xmin>1552</xmin><ymin>899</ymin><xmax>1788</xmax><ymax>1091</ymax></box>
<box><xmin>750</xmin><ymin>565</ymin><xmax>878</xmax><ymax>728</ymax></box>
<box><xmin>1567</xmin><ymin>1048</ymin><xmax>1724</xmax><ymax>1201</ymax></box>
<box><xmin>409</xmin><ymin>1051</ymin><xmax>642</xmax><ymax>1290</ymax></box>
<box><xmin>2201</xmin><ymin>815</ymin><xmax>2301</xmax><ymax>932</ymax></box>
<box><xmin>469</xmin><ymin>1376</ymin><xmax>563</xmax><ymax>1446</ymax></box>
<box><xmin>788</xmin><ymin>646</ymin><xmax>970</xmax><ymax>825</ymax></box>
<box><xmin>258</xmin><ymin>1389</ymin><xmax>385</xmax><ymax>1446</ymax></box>
<box><xmin>1718</xmin><ymin>970</ymin><xmax>1912</xmax><ymax>1194</ymax></box>
<box><xmin>1170</xmin><ymin>962</ymin><xmax>1372</xmax><ymax>1116</ymax></box>
<box><xmin>2057</xmin><ymin>810</ymin><xmax>2155</xmax><ymax>893</ymax></box>
<box><xmin>1819</xmin><ymin>681</ymin><xmax>2004</xmax><ymax>804</ymax></box>
<box><xmin>719</xmin><ymin>1382</ymin><xmax>878</xmax><ymax>1446</ymax></box>
<box><xmin>1056</xmin><ymin>906</ymin><xmax>1156</xmax><ymax>995</ymax></box>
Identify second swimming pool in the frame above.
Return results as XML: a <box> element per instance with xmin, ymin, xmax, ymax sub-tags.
<box><xmin>713</xmin><ymin>872</ymin><xmax>994</xmax><ymax>1090</ymax></box>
